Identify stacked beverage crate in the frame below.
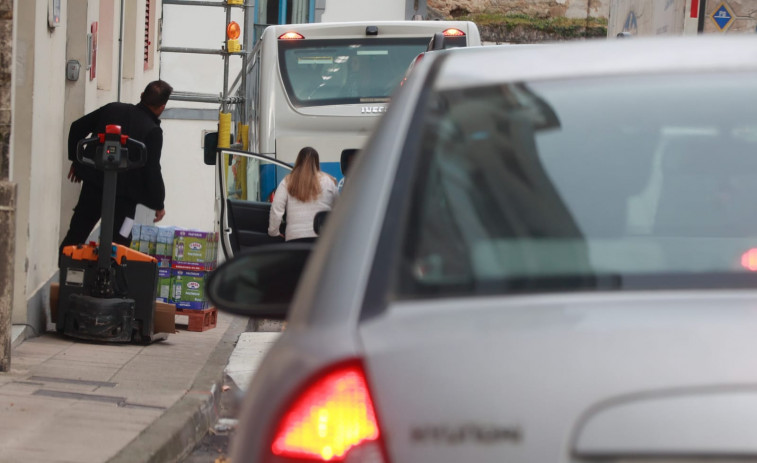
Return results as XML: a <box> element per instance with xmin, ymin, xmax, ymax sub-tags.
<box><xmin>129</xmin><ymin>225</ymin><xmax>219</xmax><ymax>331</ymax></box>
<box><xmin>170</xmin><ymin>229</ymin><xmax>218</xmax><ymax>310</ymax></box>
<box><xmin>131</xmin><ymin>224</ymin><xmax>175</xmax><ymax>303</ymax></box>
<box><xmin>130</xmin><ymin>225</ymin><xmax>219</xmax><ymax>307</ymax></box>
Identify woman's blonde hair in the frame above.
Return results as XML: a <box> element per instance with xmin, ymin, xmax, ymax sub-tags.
<box><xmin>287</xmin><ymin>147</ymin><xmax>322</xmax><ymax>202</ymax></box>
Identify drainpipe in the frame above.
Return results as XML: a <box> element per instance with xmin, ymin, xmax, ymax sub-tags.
<box><xmin>697</xmin><ymin>0</ymin><xmax>707</xmax><ymax>33</ymax></box>
<box><xmin>117</xmin><ymin>0</ymin><xmax>124</xmax><ymax>101</ymax></box>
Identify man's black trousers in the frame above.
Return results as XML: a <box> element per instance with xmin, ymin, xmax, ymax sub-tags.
<box><xmin>60</xmin><ymin>182</ymin><xmax>138</xmax><ymax>257</ymax></box>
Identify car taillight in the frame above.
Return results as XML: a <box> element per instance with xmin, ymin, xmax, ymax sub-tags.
<box><xmin>442</xmin><ymin>28</ymin><xmax>465</xmax><ymax>37</ymax></box>
<box><xmin>279</xmin><ymin>31</ymin><xmax>305</xmax><ymax>40</ymax></box>
<box><xmin>270</xmin><ymin>361</ymin><xmax>386</xmax><ymax>462</ymax></box>
<box><xmin>741</xmin><ymin>248</ymin><xmax>757</xmax><ymax>271</ymax></box>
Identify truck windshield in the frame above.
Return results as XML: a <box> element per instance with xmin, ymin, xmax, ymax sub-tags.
<box><xmin>401</xmin><ymin>72</ymin><xmax>757</xmax><ymax>297</ymax></box>
<box><xmin>278</xmin><ymin>38</ymin><xmax>428</xmax><ymax>107</ymax></box>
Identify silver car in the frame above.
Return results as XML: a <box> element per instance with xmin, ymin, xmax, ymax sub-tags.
<box><xmin>209</xmin><ymin>35</ymin><xmax>757</xmax><ymax>462</ymax></box>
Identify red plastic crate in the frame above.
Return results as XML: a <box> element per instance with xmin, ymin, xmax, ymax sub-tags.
<box><xmin>175</xmin><ymin>307</ymin><xmax>217</xmax><ymax>332</ymax></box>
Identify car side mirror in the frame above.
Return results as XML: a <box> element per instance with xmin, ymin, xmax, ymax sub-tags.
<box><xmin>313</xmin><ymin>210</ymin><xmax>329</xmax><ymax>235</ymax></box>
<box><xmin>206</xmin><ymin>243</ymin><xmax>313</xmax><ymax>318</ymax></box>
<box><xmin>203</xmin><ymin>132</ymin><xmax>218</xmax><ymax>165</ymax></box>
<box><xmin>428</xmin><ymin>32</ymin><xmax>445</xmax><ymax>51</ymax></box>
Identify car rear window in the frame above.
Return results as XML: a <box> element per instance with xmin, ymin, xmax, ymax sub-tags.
<box><xmin>399</xmin><ymin>73</ymin><xmax>757</xmax><ymax>297</ymax></box>
<box><xmin>279</xmin><ymin>38</ymin><xmax>429</xmax><ymax>107</ymax></box>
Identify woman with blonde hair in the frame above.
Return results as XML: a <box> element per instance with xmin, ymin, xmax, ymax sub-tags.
<box><xmin>268</xmin><ymin>147</ymin><xmax>338</xmax><ymax>242</ymax></box>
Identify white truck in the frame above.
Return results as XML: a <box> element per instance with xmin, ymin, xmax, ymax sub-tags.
<box><xmin>608</xmin><ymin>0</ymin><xmax>757</xmax><ymax>37</ymax></box>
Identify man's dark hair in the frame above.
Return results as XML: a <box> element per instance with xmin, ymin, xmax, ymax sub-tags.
<box><xmin>141</xmin><ymin>80</ymin><xmax>173</xmax><ymax>107</ymax></box>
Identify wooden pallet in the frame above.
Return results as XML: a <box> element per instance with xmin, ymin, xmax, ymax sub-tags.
<box><xmin>175</xmin><ymin>307</ymin><xmax>218</xmax><ymax>332</ymax></box>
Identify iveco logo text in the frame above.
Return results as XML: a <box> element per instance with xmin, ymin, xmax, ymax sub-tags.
<box><xmin>361</xmin><ymin>106</ymin><xmax>387</xmax><ymax>114</ymax></box>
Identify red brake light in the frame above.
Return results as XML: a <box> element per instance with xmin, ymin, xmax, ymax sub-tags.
<box><xmin>741</xmin><ymin>248</ymin><xmax>757</xmax><ymax>271</ymax></box>
<box><xmin>271</xmin><ymin>362</ymin><xmax>381</xmax><ymax>461</ymax></box>
<box><xmin>279</xmin><ymin>31</ymin><xmax>305</xmax><ymax>40</ymax></box>
<box><xmin>442</xmin><ymin>28</ymin><xmax>465</xmax><ymax>37</ymax></box>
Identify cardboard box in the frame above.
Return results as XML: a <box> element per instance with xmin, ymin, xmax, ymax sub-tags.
<box><xmin>130</xmin><ymin>224</ymin><xmax>142</xmax><ymax>251</ymax></box>
<box><xmin>156</xmin><ymin>268</ymin><xmax>172</xmax><ymax>302</ymax></box>
<box><xmin>172</xmin><ymin>229</ymin><xmax>218</xmax><ymax>268</ymax></box>
<box><xmin>156</xmin><ymin>255</ymin><xmax>171</xmax><ymax>269</ymax></box>
<box><xmin>155</xmin><ymin>226</ymin><xmax>176</xmax><ymax>257</ymax></box>
<box><xmin>175</xmin><ymin>300</ymin><xmax>211</xmax><ymax>310</ymax></box>
<box><xmin>139</xmin><ymin>225</ymin><xmax>159</xmax><ymax>256</ymax></box>
<box><xmin>171</xmin><ymin>269</ymin><xmax>209</xmax><ymax>308</ymax></box>
<box><xmin>171</xmin><ymin>260</ymin><xmax>216</xmax><ymax>272</ymax></box>
<box><xmin>154</xmin><ymin>301</ymin><xmax>176</xmax><ymax>334</ymax></box>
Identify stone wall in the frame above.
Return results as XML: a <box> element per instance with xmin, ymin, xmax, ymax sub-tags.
<box><xmin>479</xmin><ymin>20</ymin><xmax>607</xmax><ymax>43</ymax></box>
<box><xmin>429</xmin><ymin>0</ymin><xmax>609</xmax><ymax>19</ymax></box>
<box><xmin>0</xmin><ymin>0</ymin><xmax>10</xmax><ymax>179</ymax></box>
<box><xmin>0</xmin><ymin>0</ymin><xmax>13</xmax><ymax>372</ymax></box>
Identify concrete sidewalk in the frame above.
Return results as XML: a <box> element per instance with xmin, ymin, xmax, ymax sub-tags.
<box><xmin>0</xmin><ymin>311</ymin><xmax>248</xmax><ymax>463</ymax></box>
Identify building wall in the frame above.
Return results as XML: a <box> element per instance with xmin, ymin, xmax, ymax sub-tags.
<box><xmin>159</xmin><ymin>119</ymin><xmax>217</xmax><ymax>231</ymax></box>
<box><xmin>12</xmin><ymin>0</ymin><xmax>69</xmax><ymax>330</ymax></box>
<box><xmin>11</xmin><ymin>0</ymin><xmax>161</xmax><ymax>335</ymax></box>
<box><xmin>0</xmin><ymin>0</ymin><xmax>15</xmax><ymax>371</ymax></box>
<box><xmin>702</xmin><ymin>0</ymin><xmax>757</xmax><ymax>33</ymax></box>
<box><xmin>607</xmin><ymin>0</ymin><xmax>757</xmax><ymax>36</ymax></box>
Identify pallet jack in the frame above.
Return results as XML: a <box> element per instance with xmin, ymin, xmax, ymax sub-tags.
<box><xmin>56</xmin><ymin>125</ymin><xmax>167</xmax><ymax>344</ymax></box>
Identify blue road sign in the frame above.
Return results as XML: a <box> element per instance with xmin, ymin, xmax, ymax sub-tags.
<box><xmin>712</xmin><ymin>3</ymin><xmax>734</xmax><ymax>31</ymax></box>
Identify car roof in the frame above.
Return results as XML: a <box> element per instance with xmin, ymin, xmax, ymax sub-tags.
<box><xmin>432</xmin><ymin>35</ymin><xmax>757</xmax><ymax>90</ymax></box>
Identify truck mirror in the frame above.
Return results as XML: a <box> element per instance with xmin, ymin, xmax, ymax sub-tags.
<box><xmin>427</xmin><ymin>32</ymin><xmax>445</xmax><ymax>51</ymax></box>
<box><xmin>203</xmin><ymin>132</ymin><xmax>218</xmax><ymax>165</ymax></box>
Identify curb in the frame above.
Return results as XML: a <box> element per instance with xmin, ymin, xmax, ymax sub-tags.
<box><xmin>107</xmin><ymin>314</ymin><xmax>249</xmax><ymax>463</ymax></box>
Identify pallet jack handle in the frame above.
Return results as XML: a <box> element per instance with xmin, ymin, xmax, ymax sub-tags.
<box><xmin>75</xmin><ymin>125</ymin><xmax>147</xmax><ymax>296</ymax></box>
<box><xmin>76</xmin><ymin>125</ymin><xmax>147</xmax><ymax>171</ymax></box>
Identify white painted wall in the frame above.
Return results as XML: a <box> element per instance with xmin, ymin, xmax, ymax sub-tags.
<box><xmin>321</xmin><ymin>0</ymin><xmax>413</xmax><ymax>21</ymax></box>
<box><xmin>157</xmin><ymin>119</ymin><xmax>218</xmax><ymax>231</ymax></box>
<box><xmin>13</xmin><ymin>0</ymin><xmax>162</xmax><ymax>331</ymax></box>
<box><xmin>12</xmin><ymin>0</ymin><xmax>69</xmax><ymax>327</ymax></box>
<box><xmin>158</xmin><ymin>2</ymin><xmax>244</xmax><ymax>232</ymax></box>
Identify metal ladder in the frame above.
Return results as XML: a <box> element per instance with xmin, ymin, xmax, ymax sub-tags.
<box><xmin>160</xmin><ymin>0</ymin><xmax>253</xmax><ymax>116</ymax></box>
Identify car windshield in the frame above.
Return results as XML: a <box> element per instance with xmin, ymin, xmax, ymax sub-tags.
<box><xmin>279</xmin><ymin>38</ymin><xmax>429</xmax><ymax>107</ymax></box>
<box><xmin>401</xmin><ymin>72</ymin><xmax>757</xmax><ymax>297</ymax></box>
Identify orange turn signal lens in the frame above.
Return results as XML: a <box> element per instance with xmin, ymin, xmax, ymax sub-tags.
<box><xmin>227</xmin><ymin>21</ymin><xmax>241</xmax><ymax>40</ymax></box>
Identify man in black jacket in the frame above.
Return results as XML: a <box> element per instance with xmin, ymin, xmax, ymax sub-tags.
<box><xmin>60</xmin><ymin>80</ymin><xmax>172</xmax><ymax>255</ymax></box>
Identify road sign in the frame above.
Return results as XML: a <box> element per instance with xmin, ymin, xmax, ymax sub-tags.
<box><xmin>711</xmin><ymin>2</ymin><xmax>735</xmax><ymax>31</ymax></box>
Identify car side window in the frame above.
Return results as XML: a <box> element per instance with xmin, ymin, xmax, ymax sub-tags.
<box><xmin>398</xmin><ymin>74</ymin><xmax>757</xmax><ymax>299</ymax></box>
